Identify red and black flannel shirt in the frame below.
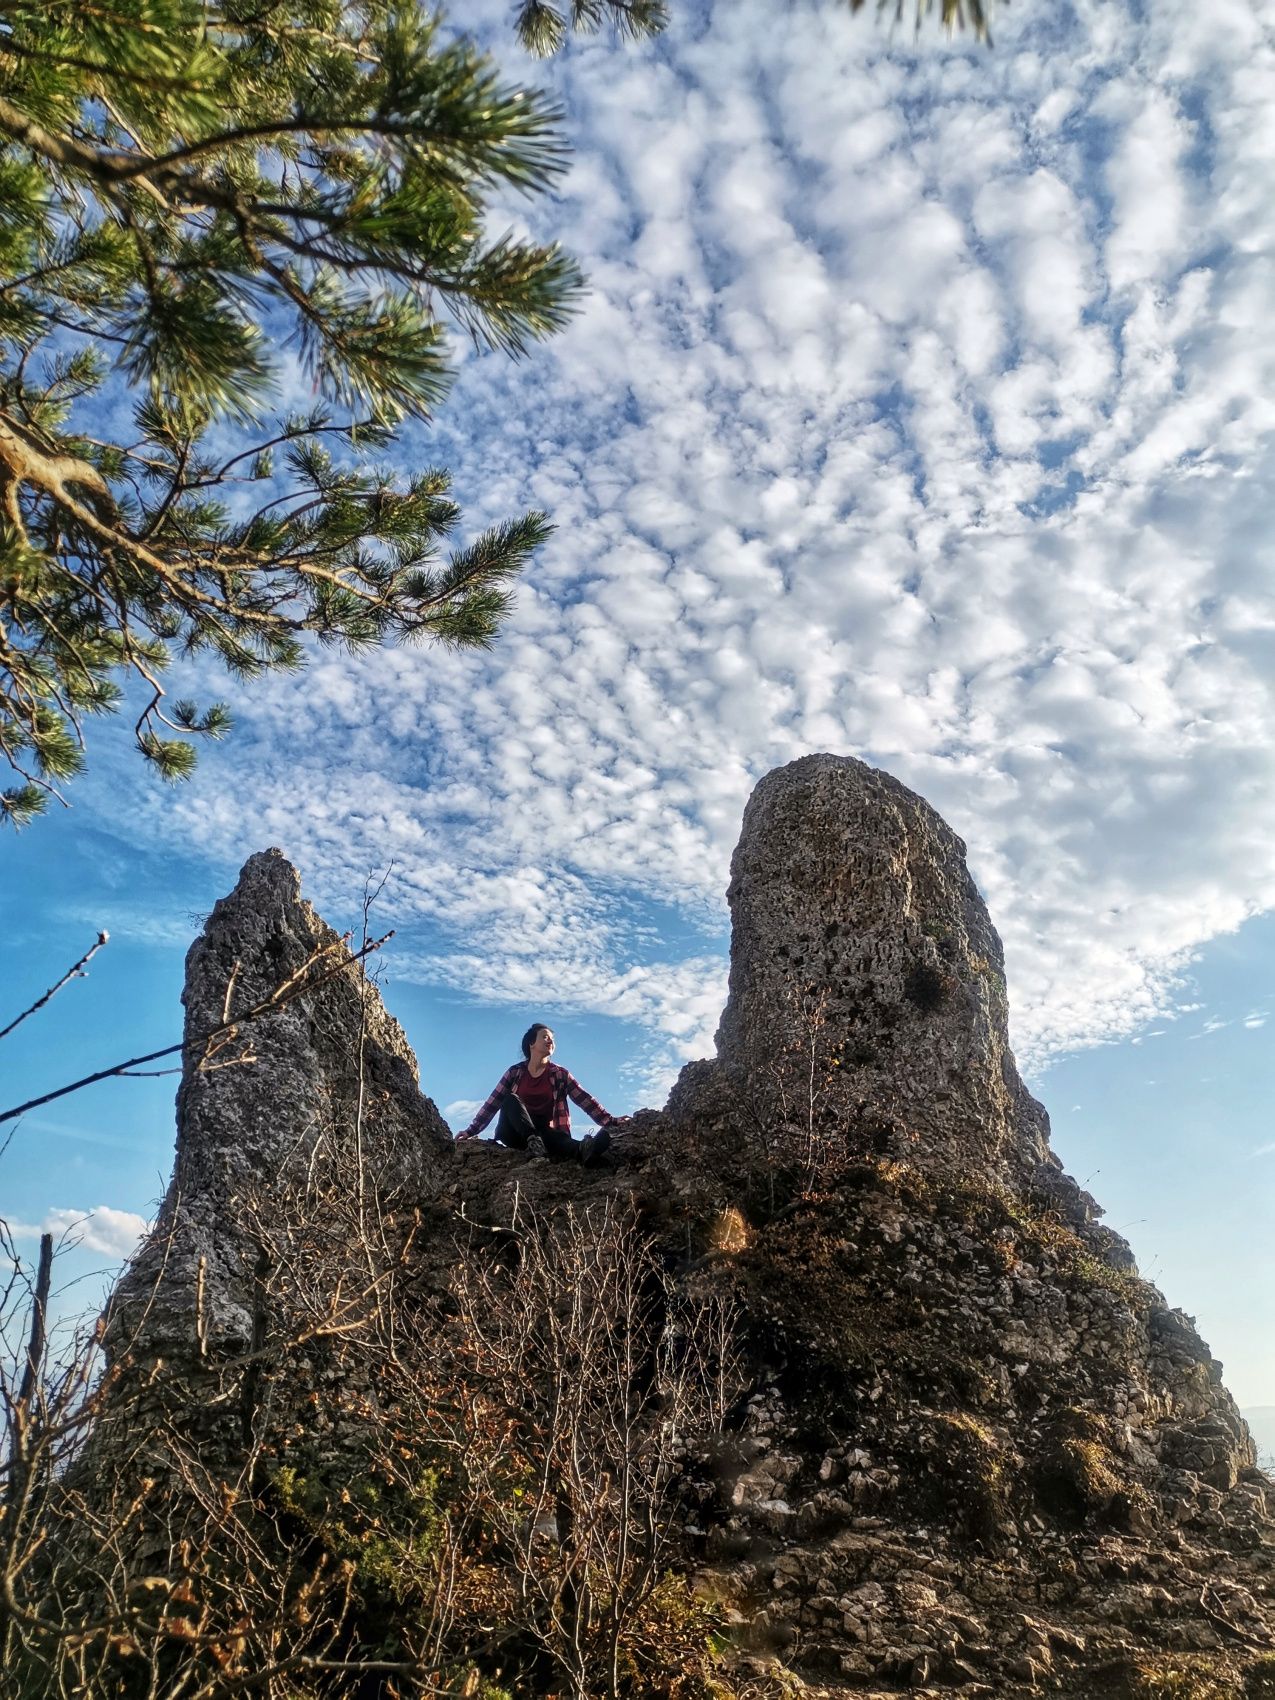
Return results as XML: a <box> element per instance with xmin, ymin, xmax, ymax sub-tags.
<box><xmin>457</xmin><ymin>1061</ymin><xmax>616</xmax><ymax>1141</ymax></box>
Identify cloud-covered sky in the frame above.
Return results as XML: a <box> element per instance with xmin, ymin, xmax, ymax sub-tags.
<box><xmin>77</xmin><ymin>0</ymin><xmax>1275</xmax><ymax>1099</ymax></box>
<box><xmin>4</xmin><ymin>0</ymin><xmax>1275</xmax><ymax>1399</ymax></box>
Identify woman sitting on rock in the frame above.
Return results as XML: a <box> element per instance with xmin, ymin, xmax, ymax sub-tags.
<box><xmin>455</xmin><ymin>1023</ymin><xmax>619</xmax><ymax>1164</ymax></box>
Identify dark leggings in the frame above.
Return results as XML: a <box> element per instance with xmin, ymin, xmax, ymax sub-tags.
<box><xmin>494</xmin><ymin>1093</ymin><xmax>609</xmax><ymax>1164</ymax></box>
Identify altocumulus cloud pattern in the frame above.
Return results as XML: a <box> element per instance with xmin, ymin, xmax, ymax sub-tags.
<box><xmin>97</xmin><ymin>0</ymin><xmax>1275</xmax><ymax>1094</ymax></box>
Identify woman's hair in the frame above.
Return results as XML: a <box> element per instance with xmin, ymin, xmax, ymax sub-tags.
<box><xmin>521</xmin><ymin>1022</ymin><xmax>550</xmax><ymax>1060</ymax></box>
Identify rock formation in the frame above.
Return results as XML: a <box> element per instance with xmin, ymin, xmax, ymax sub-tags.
<box><xmin>98</xmin><ymin>755</ymin><xmax>1274</xmax><ymax>1699</ymax></box>
<box><xmin>714</xmin><ymin>755</ymin><xmax>1048</xmax><ymax>1180</ymax></box>
<box><xmin>111</xmin><ymin>848</ymin><xmax>451</xmax><ymax>1356</ymax></box>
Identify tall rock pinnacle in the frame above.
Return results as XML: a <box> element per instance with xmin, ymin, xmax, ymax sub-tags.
<box><xmin>715</xmin><ymin>753</ymin><xmax>1049</xmax><ymax>1177</ymax></box>
<box><xmin>111</xmin><ymin>849</ymin><xmax>452</xmax><ymax>1355</ymax></box>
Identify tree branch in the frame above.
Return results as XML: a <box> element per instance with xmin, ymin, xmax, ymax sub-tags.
<box><xmin>0</xmin><ymin>932</ymin><xmax>109</xmax><ymax>1042</ymax></box>
<box><xmin>0</xmin><ymin>930</ymin><xmax>393</xmax><ymax>1126</ymax></box>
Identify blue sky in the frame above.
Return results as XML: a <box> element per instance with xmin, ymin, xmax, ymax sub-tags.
<box><xmin>3</xmin><ymin>0</ymin><xmax>1275</xmax><ymax>1406</ymax></box>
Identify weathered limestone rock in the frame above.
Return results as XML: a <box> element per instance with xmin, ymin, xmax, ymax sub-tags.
<box><xmin>111</xmin><ymin>848</ymin><xmax>451</xmax><ymax>1356</ymax></box>
<box><xmin>97</xmin><ymin>759</ymin><xmax>1275</xmax><ymax>1697</ymax></box>
<box><xmin>714</xmin><ymin>753</ymin><xmax>1048</xmax><ymax>1179</ymax></box>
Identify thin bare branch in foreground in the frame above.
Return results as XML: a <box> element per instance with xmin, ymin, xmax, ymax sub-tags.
<box><xmin>0</xmin><ymin>932</ymin><xmax>109</xmax><ymax>1042</ymax></box>
<box><xmin>0</xmin><ymin>931</ymin><xmax>393</xmax><ymax>1127</ymax></box>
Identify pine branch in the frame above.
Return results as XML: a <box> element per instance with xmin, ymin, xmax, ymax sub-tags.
<box><xmin>0</xmin><ymin>0</ymin><xmax>992</xmax><ymax>811</ymax></box>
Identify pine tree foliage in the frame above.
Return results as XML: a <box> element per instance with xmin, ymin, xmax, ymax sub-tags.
<box><xmin>512</xmin><ymin>0</ymin><xmax>991</xmax><ymax>58</ymax></box>
<box><xmin>0</xmin><ymin>0</ymin><xmax>581</xmax><ymax>823</ymax></box>
<box><xmin>867</xmin><ymin>0</ymin><xmax>992</xmax><ymax>39</ymax></box>
<box><xmin>514</xmin><ymin>0</ymin><xmax>670</xmax><ymax>58</ymax></box>
<box><xmin>0</xmin><ymin>0</ymin><xmax>1000</xmax><ymax>824</ymax></box>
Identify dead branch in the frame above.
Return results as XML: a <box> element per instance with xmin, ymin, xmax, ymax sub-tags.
<box><xmin>0</xmin><ymin>933</ymin><xmax>109</xmax><ymax>1042</ymax></box>
<box><xmin>0</xmin><ymin>929</ymin><xmax>393</xmax><ymax>1127</ymax></box>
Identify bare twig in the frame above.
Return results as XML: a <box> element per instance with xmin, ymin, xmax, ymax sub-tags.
<box><xmin>0</xmin><ymin>931</ymin><xmax>393</xmax><ymax>1126</ymax></box>
<box><xmin>354</xmin><ymin>863</ymin><xmax>393</xmax><ymax>1267</ymax></box>
<box><xmin>0</xmin><ymin>933</ymin><xmax>109</xmax><ymax>1042</ymax></box>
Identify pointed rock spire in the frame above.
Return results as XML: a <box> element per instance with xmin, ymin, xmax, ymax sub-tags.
<box><xmin>111</xmin><ymin>849</ymin><xmax>451</xmax><ymax>1356</ymax></box>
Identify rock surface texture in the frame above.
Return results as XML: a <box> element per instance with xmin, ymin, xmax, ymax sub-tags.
<box><xmin>111</xmin><ymin>848</ymin><xmax>451</xmax><ymax>1357</ymax></box>
<box><xmin>714</xmin><ymin>755</ymin><xmax>1048</xmax><ymax>1181</ymax></box>
<box><xmin>106</xmin><ymin>758</ymin><xmax>1274</xmax><ymax>1698</ymax></box>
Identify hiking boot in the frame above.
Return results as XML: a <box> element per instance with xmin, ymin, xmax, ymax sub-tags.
<box><xmin>580</xmin><ymin>1127</ymin><xmax>611</xmax><ymax>1167</ymax></box>
<box><xmin>526</xmin><ymin>1134</ymin><xmax>548</xmax><ymax>1161</ymax></box>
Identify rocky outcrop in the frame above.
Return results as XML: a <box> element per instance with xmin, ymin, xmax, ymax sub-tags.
<box><xmin>110</xmin><ymin>849</ymin><xmax>451</xmax><ymax>1357</ymax></box>
<box><xmin>713</xmin><ymin>754</ymin><xmax>1048</xmax><ymax>1181</ymax></box>
<box><xmin>101</xmin><ymin>757</ymin><xmax>1275</xmax><ymax>1698</ymax></box>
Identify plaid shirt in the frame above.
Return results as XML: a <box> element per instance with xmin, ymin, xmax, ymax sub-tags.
<box><xmin>457</xmin><ymin>1062</ymin><xmax>616</xmax><ymax>1141</ymax></box>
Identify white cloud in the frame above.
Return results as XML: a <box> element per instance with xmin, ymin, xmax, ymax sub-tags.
<box><xmin>443</xmin><ymin>1099</ymin><xmax>481</xmax><ymax>1124</ymax></box>
<box><xmin>10</xmin><ymin>1207</ymin><xmax>151</xmax><ymax>1258</ymax></box>
<box><xmin>73</xmin><ymin>0</ymin><xmax>1275</xmax><ymax>1090</ymax></box>
<box><xmin>1102</xmin><ymin>87</ymin><xmax>1193</xmax><ymax>293</ymax></box>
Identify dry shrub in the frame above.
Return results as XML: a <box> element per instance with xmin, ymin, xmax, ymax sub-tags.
<box><xmin>447</xmin><ymin>1193</ymin><xmax>745</xmax><ymax>1700</ymax></box>
<box><xmin>1</xmin><ymin>1153</ymin><xmax>747</xmax><ymax>1699</ymax></box>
